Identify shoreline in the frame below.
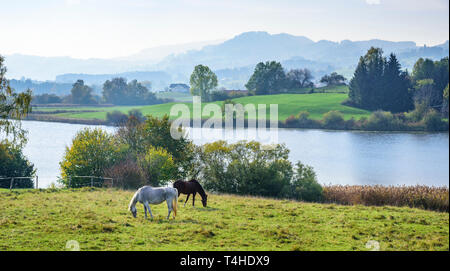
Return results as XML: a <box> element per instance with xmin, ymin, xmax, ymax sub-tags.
<box><xmin>24</xmin><ymin>114</ymin><xmax>450</xmax><ymax>133</ymax></box>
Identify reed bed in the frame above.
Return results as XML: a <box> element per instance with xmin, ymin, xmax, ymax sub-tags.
<box><xmin>323</xmin><ymin>185</ymin><xmax>449</xmax><ymax>212</ymax></box>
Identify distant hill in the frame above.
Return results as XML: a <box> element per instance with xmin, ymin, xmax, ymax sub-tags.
<box><xmin>9</xmin><ymin>79</ymin><xmax>74</xmax><ymax>96</ymax></box>
<box><xmin>3</xmin><ymin>31</ymin><xmax>448</xmax><ymax>89</ymax></box>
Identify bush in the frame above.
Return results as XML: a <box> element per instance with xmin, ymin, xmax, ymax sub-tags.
<box><xmin>59</xmin><ymin>128</ymin><xmax>123</xmax><ymax>188</ymax></box>
<box><xmin>106</xmin><ymin>111</ymin><xmax>128</xmax><ymax>126</ymax></box>
<box><xmin>290</xmin><ymin>161</ymin><xmax>323</xmax><ymax>202</ymax></box>
<box><xmin>283</xmin><ymin>111</ymin><xmax>321</xmax><ymax>129</ymax></box>
<box><xmin>322</xmin><ymin>111</ymin><xmax>345</xmax><ymax>129</ymax></box>
<box><xmin>284</xmin><ymin>115</ymin><xmax>298</xmax><ymax>128</ymax></box>
<box><xmin>423</xmin><ymin>109</ymin><xmax>447</xmax><ymax>131</ymax></box>
<box><xmin>138</xmin><ymin>146</ymin><xmax>178</xmax><ymax>186</ymax></box>
<box><xmin>406</xmin><ymin>102</ymin><xmax>428</xmax><ymax>123</ymax></box>
<box><xmin>363</xmin><ymin>110</ymin><xmax>404</xmax><ymax>131</ymax></box>
<box><xmin>196</xmin><ymin>141</ymin><xmax>293</xmax><ymax>198</ymax></box>
<box><xmin>103</xmin><ymin>159</ymin><xmax>146</xmax><ymax>189</ymax></box>
<box><xmin>0</xmin><ymin>142</ymin><xmax>35</xmax><ymax>188</ymax></box>
<box><xmin>128</xmin><ymin>109</ymin><xmax>146</xmax><ymax>123</ymax></box>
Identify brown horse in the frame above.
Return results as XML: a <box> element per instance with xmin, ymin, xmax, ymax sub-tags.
<box><xmin>173</xmin><ymin>179</ymin><xmax>208</xmax><ymax>207</ymax></box>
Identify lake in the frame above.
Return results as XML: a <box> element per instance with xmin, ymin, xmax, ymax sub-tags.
<box><xmin>20</xmin><ymin>120</ymin><xmax>449</xmax><ymax>188</ymax></box>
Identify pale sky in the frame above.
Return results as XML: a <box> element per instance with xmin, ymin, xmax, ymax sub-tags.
<box><xmin>0</xmin><ymin>0</ymin><xmax>448</xmax><ymax>59</ymax></box>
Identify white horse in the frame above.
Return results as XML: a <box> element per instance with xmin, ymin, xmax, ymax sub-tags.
<box><xmin>128</xmin><ymin>186</ymin><xmax>178</xmax><ymax>220</ymax></box>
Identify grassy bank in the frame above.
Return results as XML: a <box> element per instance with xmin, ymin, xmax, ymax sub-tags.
<box><xmin>0</xmin><ymin>188</ymin><xmax>448</xmax><ymax>251</ymax></box>
<box><xmin>32</xmin><ymin>92</ymin><xmax>371</xmax><ymax>122</ymax></box>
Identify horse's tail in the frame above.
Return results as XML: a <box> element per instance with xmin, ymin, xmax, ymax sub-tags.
<box><xmin>128</xmin><ymin>190</ymin><xmax>139</xmax><ymax>211</ymax></box>
<box><xmin>172</xmin><ymin>188</ymin><xmax>178</xmax><ymax>218</ymax></box>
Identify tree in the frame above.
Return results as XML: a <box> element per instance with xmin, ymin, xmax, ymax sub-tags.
<box><xmin>115</xmin><ymin>114</ymin><xmax>194</xmax><ymax>178</ymax></box>
<box><xmin>190</xmin><ymin>65</ymin><xmax>218</xmax><ymax>102</ymax></box>
<box><xmin>290</xmin><ymin>161</ymin><xmax>323</xmax><ymax>202</ymax></box>
<box><xmin>413</xmin><ymin>79</ymin><xmax>441</xmax><ymax>108</ymax></box>
<box><xmin>59</xmin><ymin>128</ymin><xmax>123</xmax><ymax>187</ymax></box>
<box><xmin>139</xmin><ymin>115</ymin><xmax>192</xmax><ymax>165</ymax></box>
<box><xmin>320</xmin><ymin>72</ymin><xmax>347</xmax><ymax>86</ymax></box>
<box><xmin>0</xmin><ymin>141</ymin><xmax>35</xmax><ymax>188</ymax></box>
<box><xmin>349</xmin><ymin>48</ymin><xmax>413</xmax><ymax>112</ymax></box>
<box><xmin>103</xmin><ymin>77</ymin><xmax>128</xmax><ymax>105</ymax></box>
<box><xmin>69</xmin><ymin>80</ymin><xmax>97</xmax><ymax>104</ymax></box>
<box><xmin>349</xmin><ymin>47</ymin><xmax>386</xmax><ymax>110</ymax></box>
<box><xmin>287</xmin><ymin>68</ymin><xmax>314</xmax><ymax>89</ymax></box>
<box><xmin>195</xmin><ymin>141</ymin><xmax>293</xmax><ymax>198</ymax></box>
<box><xmin>412</xmin><ymin>57</ymin><xmax>449</xmax><ymax>109</ymax></box>
<box><xmin>138</xmin><ymin>146</ymin><xmax>178</xmax><ymax>186</ymax></box>
<box><xmin>245</xmin><ymin>61</ymin><xmax>287</xmax><ymax>95</ymax></box>
<box><xmin>1</xmin><ymin>55</ymin><xmax>32</xmax><ymax>148</ymax></box>
<box><xmin>382</xmin><ymin>54</ymin><xmax>413</xmax><ymax>112</ymax></box>
<box><xmin>32</xmin><ymin>93</ymin><xmax>62</xmax><ymax>104</ymax></box>
<box><xmin>102</xmin><ymin>78</ymin><xmax>159</xmax><ymax>105</ymax></box>
<box><xmin>126</xmin><ymin>79</ymin><xmax>157</xmax><ymax>105</ymax></box>
<box><xmin>442</xmin><ymin>84</ymin><xmax>449</xmax><ymax>118</ymax></box>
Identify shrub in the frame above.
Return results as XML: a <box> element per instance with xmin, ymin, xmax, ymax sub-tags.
<box><xmin>406</xmin><ymin>102</ymin><xmax>428</xmax><ymax>123</ymax></box>
<box><xmin>138</xmin><ymin>146</ymin><xmax>178</xmax><ymax>186</ymax></box>
<box><xmin>290</xmin><ymin>161</ymin><xmax>323</xmax><ymax>202</ymax></box>
<box><xmin>322</xmin><ymin>111</ymin><xmax>345</xmax><ymax>129</ymax></box>
<box><xmin>363</xmin><ymin>110</ymin><xmax>404</xmax><ymax>131</ymax></box>
<box><xmin>196</xmin><ymin>141</ymin><xmax>293</xmax><ymax>198</ymax></box>
<box><xmin>423</xmin><ymin>109</ymin><xmax>447</xmax><ymax>131</ymax></box>
<box><xmin>103</xmin><ymin>159</ymin><xmax>146</xmax><ymax>189</ymax></box>
<box><xmin>128</xmin><ymin>109</ymin><xmax>146</xmax><ymax>123</ymax></box>
<box><xmin>139</xmin><ymin>115</ymin><xmax>193</xmax><ymax>166</ymax></box>
<box><xmin>0</xmin><ymin>141</ymin><xmax>35</xmax><ymax>188</ymax></box>
<box><xmin>59</xmin><ymin>128</ymin><xmax>123</xmax><ymax>188</ymax></box>
<box><xmin>106</xmin><ymin>110</ymin><xmax>128</xmax><ymax>126</ymax></box>
<box><xmin>297</xmin><ymin>111</ymin><xmax>310</xmax><ymax>122</ymax></box>
<box><xmin>297</xmin><ymin>111</ymin><xmax>321</xmax><ymax>128</ymax></box>
<box><xmin>284</xmin><ymin>115</ymin><xmax>298</xmax><ymax>128</ymax></box>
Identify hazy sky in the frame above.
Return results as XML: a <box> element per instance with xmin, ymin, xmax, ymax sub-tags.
<box><xmin>1</xmin><ymin>0</ymin><xmax>448</xmax><ymax>59</ymax></box>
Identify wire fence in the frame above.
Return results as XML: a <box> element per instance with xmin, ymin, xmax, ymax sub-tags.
<box><xmin>0</xmin><ymin>176</ymin><xmax>114</xmax><ymax>190</ymax></box>
<box><xmin>61</xmin><ymin>176</ymin><xmax>114</xmax><ymax>188</ymax></box>
<box><xmin>0</xmin><ymin>176</ymin><xmax>39</xmax><ymax>190</ymax></box>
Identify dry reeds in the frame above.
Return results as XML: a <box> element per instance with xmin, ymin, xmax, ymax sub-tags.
<box><xmin>323</xmin><ymin>185</ymin><xmax>449</xmax><ymax>212</ymax></box>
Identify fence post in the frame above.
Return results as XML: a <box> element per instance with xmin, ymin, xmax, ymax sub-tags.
<box><xmin>36</xmin><ymin>176</ymin><xmax>39</xmax><ymax>189</ymax></box>
<box><xmin>69</xmin><ymin>176</ymin><xmax>71</xmax><ymax>188</ymax></box>
<box><xmin>91</xmin><ymin>176</ymin><xmax>94</xmax><ymax>187</ymax></box>
<box><xmin>111</xmin><ymin>178</ymin><xmax>114</xmax><ymax>188</ymax></box>
<box><xmin>10</xmin><ymin>177</ymin><xmax>14</xmax><ymax>191</ymax></box>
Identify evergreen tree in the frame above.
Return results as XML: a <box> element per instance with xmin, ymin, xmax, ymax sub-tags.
<box><xmin>349</xmin><ymin>48</ymin><xmax>413</xmax><ymax>112</ymax></box>
<box><xmin>382</xmin><ymin>54</ymin><xmax>413</xmax><ymax>112</ymax></box>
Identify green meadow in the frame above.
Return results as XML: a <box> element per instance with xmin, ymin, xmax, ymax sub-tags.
<box><xmin>33</xmin><ymin>92</ymin><xmax>370</xmax><ymax>122</ymax></box>
<box><xmin>0</xmin><ymin>188</ymin><xmax>448</xmax><ymax>251</ymax></box>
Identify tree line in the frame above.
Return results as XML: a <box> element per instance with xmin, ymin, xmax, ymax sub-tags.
<box><xmin>348</xmin><ymin>47</ymin><xmax>449</xmax><ymax>116</ymax></box>
<box><xmin>33</xmin><ymin>78</ymin><xmax>166</xmax><ymax>106</ymax></box>
<box><xmin>189</xmin><ymin>63</ymin><xmax>345</xmax><ymax>102</ymax></box>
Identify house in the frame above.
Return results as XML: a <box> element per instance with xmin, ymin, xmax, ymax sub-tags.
<box><xmin>168</xmin><ymin>83</ymin><xmax>190</xmax><ymax>93</ymax></box>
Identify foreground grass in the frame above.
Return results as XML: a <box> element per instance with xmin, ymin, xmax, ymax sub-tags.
<box><xmin>0</xmin><ymin>188</ymin><xmax>448</xmax><ymax>251</ymax></box>
<box><xmin>33</xmin><ymin>92</ymin><xmax>370</xmax><ymax>122</ymax></box>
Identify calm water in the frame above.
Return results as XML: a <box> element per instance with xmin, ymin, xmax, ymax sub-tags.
<box><xmin>20</xmin><ymin>121</ymin><xmax>449</xmax><ymax>188</ymax></box>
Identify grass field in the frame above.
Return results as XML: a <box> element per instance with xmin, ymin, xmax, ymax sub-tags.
<box><xmin>33</xmin><ymin>92</ymin><xmax>370</xmax><ymax>122</ymax></box>
<box><xmin>0</xmin><ymin>188</ymin><xmax>448</xmax><ymax>251</ymax></box>
<box><xmin>155</xmin><ymin>91</ymin><xmax>193</xmax><ymax>102</ymax></box>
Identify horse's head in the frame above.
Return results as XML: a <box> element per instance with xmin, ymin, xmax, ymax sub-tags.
<box><xmin>201</xmin><ymin>194</ymin><xmax>208</xmax><ymax>207</ymax></box>
<box><xmin>130</xmin><ymin>206</ymin><xmax>137</xmax><ymax>218</ymax></box>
